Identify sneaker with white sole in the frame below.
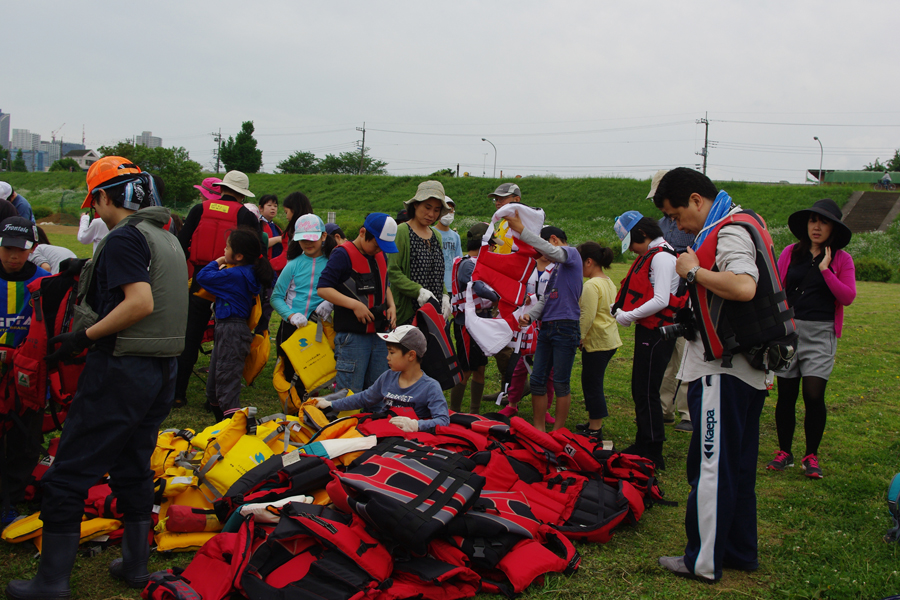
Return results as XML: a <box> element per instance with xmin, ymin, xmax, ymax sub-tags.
<box><xmin>766</xmin><ymin>450</ymin><xmax>794</xmax><ymax>471</ymax></box>
<box><xmin>801</xmin><ymin>454</ymin><xmax>823</xmax><ymax>479</ymax></box>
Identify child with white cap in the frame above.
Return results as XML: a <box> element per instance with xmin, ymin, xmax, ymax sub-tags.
<box><xmin>315</xmin><ymin>325</ymin><xmax>449</xmax><ymax>433</ymax></box>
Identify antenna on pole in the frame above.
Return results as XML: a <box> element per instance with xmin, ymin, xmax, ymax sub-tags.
<box><xmin>82</xmin><ymin>125</ymin><xmax>85</xmax><ymax>147</ymax></box>
<box><xmin>211</xmin><ymin>129</ymin><xmax>222</xmax><ymax>173</ymax></box>
<box><xmin>356</xmin><ymin>123</ymin><xmax>366</xmax><ymax>175</ymax></box>
<box><xmin>695</xmin><ymin>112</ymin><xmax>709</xmax><ymax>175</ymax></box>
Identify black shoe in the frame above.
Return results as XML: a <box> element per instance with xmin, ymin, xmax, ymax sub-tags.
<box><xmin>575</xmin><ymin>422</ymin><xmax>590</xmax><ymax>432</ymax></box>
<box><xmin>577</xmin><ymin>427</ymin><xmax>603</xmax><ymax>441</ymax></box>
<box><xmin>109</xmin><ymin>520</ymin><xmax>152</xmax><ymax>589</ymax></box>
<box><xmin>172</xmin><ymin>397</ymin><xmax>187</xmax><ymax>409</ymax></box>
<box><xmin>663</xmin><ymin>416</ymin><xmax>676</xmax><ymax>424</ymax></box>
<box><xmin>674</xmin><ymin>420</ymin><xmax>693</xmax><ymax>433</ymax></box>
<box><xmin>7</xmin><ymin>531</ymin><xmax>80</xmax><ymax>599</ymax></box>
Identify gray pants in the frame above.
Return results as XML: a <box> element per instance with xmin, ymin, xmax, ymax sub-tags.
<box><xmin>206</xmin><ymin>317</ymin><xmax>253</xmax><ymax>415</ymax></box>
<box><xmin>661</xmin><ymin>336</ymin><xmax>689</xmax><ymax>423</ymax></box>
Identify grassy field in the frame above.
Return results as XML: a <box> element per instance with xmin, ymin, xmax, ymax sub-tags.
<box><xmin>1</xmin><ymin>226</ymin><xmax>898</xmax><ymax>599</ymax></box>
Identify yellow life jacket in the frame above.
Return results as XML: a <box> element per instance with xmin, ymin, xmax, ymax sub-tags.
<box><xmin>280</xmin><ymin>320</ymin><xmax>337</xmax><ymax>392</ymax></box>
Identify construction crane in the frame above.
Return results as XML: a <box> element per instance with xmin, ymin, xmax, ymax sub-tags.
<box><xmin>51</xmin><ymin>123</ymin><xmax>66</xmax><ymax>143</ymax></box>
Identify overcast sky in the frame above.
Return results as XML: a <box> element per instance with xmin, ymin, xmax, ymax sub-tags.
<box><xmin>7</xmin><ymin>1</ymin><xmax>899</xmax><ymax>183</ymax></box>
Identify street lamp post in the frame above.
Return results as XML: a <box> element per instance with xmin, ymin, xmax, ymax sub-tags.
<box><xmin>481</xmin><ymin>138</ymin><xmax>497</xmax><ymax>179</ymax></box>
<box><xmin>814</xmin><ymin>136</ymin><xmax>823</xmax><ymax>185</ymax></box>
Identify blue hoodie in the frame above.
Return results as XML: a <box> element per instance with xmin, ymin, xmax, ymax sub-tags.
<box><xmin>196</xmin><ymin>261</ymin><xmax>261</xmax><ymax>320</ymax></box>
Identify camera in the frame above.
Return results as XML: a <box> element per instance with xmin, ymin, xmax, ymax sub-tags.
<box><xmin>659</xmin><ymin>307</ymin><xmax>696</xmax><ymax>342</ymax></box>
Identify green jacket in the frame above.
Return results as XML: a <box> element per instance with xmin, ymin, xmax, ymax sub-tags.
<box><xmin>387</xmin><ymin>223</ymin><xmax>444</xmax><ymax>325</ymax></box>
<box><xmin>75</xmin><ymin>207</ymin><xmax>189</xmax><ymax>357</ymax></box>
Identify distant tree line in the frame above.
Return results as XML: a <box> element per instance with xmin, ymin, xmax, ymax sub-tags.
<box><xmin>863</xmin><ymin>149</ymin><xmax>900</xmax><ymax>172</ymax></box>
<box><xmin>276</xmin><ymin>147</ymin><xmax>388</xmax><ymax>175</ymax></box>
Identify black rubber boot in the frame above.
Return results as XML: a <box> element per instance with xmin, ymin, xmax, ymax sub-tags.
<box><xmin>108</xmin><ymin>520</ymin><xmax>152</xmax><ymax>588</ymax></box>
<box><xmin>6</xmin><ymin>531</ymin><xmax>80</xmax><ymax>600</ymax></box>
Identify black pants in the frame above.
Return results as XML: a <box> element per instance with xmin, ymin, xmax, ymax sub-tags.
<box><xmin>0</xmin><ymin>408</ymin><xmax>43</xmax><ymax>506</ymax></box>
<box><xmin>175</xmin><ymin>277</ymin><xmax>213</xmax><ymax>400</ymax></box>
<box><xmin>40</xmin><ymin>353</ymin><xmax>175</xmax><ymax>533</ymax></box>
<box><xmin>632</xmin><ymin>325</ymin><xmax>675</xmax><ymax>446</ymax></box>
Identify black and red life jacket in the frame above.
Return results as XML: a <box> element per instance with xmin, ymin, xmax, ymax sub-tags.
<box><xmin>612</xmin><ymin>244</ymin><xmax>687</xmax><ymax>330</ymax></box>
<box><xmin>413</xmin><ymin>301</ymin><xmax>463</xmax><ymax>391</ymax></box>
<box><xmin>189</xmin><ymin>198</ymin><xmax>242</xmax><ymax>266</ymax></box>
<box><xmin>690</xmin><ymin>210</ymin><xmax>797</xmax><ymax>368</ymax></box>
<box><xmin>333</xmin><ymin>241</ymin><xmax>389</xmax><ymax>334</ymax></box>
<box><xmin>240</xmin><ymin>503</ymin><xmax>394</xmax><ymax>600</ymax></box>
<box><xmin>328</xmin><ymin>451</ymin><xmax>485</xmax><ymax>555</ymax></box>
<box><xmin>213</xmin><ymin>451</ymin><xmax>334</xmax><ymax>522</ymax></box>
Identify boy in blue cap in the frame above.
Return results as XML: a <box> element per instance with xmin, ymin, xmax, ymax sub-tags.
<box><xmin>317</xmin><ymin>213</ymin><xmax>398</xmax><ymax>392</ymax></box>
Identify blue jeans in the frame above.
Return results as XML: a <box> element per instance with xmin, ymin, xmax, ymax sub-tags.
<box><xmin>529</xmin><ymin>320</ymin><xmax>580</xmax><ymax>397</ymax></box>
<box><xmin>334</xmin><ymin>331</ymin><xmax>389</xmax><ymax>393</ymax></box>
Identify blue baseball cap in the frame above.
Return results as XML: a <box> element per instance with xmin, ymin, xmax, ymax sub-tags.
<box><xmin>363</xmin><ymin>213</ymin><xmax>399</xmax><ymax>254</ymax></box>
<box><xmin>614</xmin><ymin>210</ymin><xmax>644</xmax><ymax>253</ymax></box>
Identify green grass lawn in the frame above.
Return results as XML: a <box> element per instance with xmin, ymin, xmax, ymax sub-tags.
<box><xmin>2</xmin><ymin>230</ymin><xmax>899</xmax><ymax>599</ymax></box>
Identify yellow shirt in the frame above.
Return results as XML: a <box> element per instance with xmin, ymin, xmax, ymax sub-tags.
<box><xmin>579</xmin><ymin>276</ymin><xmax>623</xmax><ymax>352</ymax></box>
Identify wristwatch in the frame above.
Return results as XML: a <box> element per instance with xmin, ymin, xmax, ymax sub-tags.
<box><xmin>685</xmin><ymin>266</ymin><xmax>701</xmax><ymax>284</ymax></box>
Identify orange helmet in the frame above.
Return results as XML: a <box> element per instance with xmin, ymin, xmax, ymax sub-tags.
<box><xmin>82</xmin><ymin>157</ymin><xmax>142</xmax><ymax>208</ymax></box>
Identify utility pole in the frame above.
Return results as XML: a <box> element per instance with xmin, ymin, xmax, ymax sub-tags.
<box><xmin>356</xmin><ymin>123</ymin><xmax>366</xmax><ymax>175</ymax></box>
<box><xmin>696</xmin><ymin>112</ymin><xmax>709</xmax><ymax>175</ymax></box>
<box><xmin>211</xmin><ymin>129</ymin><xmax>222</xmax><ymax>173</ymax></box>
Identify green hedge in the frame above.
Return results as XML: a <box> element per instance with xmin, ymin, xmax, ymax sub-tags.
<box><xmin>854</xmin><ymin>257</ymin><xmax>896</xmax><ymax>282</ymax></box>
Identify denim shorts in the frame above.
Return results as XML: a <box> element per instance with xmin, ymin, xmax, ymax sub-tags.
<box><xmin>334</xmin><ymin>331</ymin><xmax>389</xmax><ymax>393</ymax></box>
<box><xmin>529</xmin><ymin>319</ymin><xmax>580</xmax><ymax>397</ymax></box>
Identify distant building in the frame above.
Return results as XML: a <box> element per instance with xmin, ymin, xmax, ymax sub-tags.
<box><xmin>61</xmin><ymin>142</ymin><xmax>85</xmax><ymax>157</ymax></box>
<box><xmin>64</xmin><ymin>149</ymin><xmax>100</xmax><ymax>171</ymax></box>
<box><xmin>17</xmin><ymin>150</ymin><xmax>49</xmax><ymax>172</ymax></box>
<box><xmin>137</xmin><ymin>131</ymin><xmax>162</xmax><ymax>148</ymax></box>
<box><xmin>0</xmin><ymin>110</ymin><xmax>9</xmax><ymax>151</ymax></box>
<box><xmin>12</xmin><ymin>129</ymin><xmax>40</xmax><ymax>152</ymax></box>
<box><xmin>39</xmin><ymin>140</ymin><xmax>62</xmax><ymax>165</ymax></box>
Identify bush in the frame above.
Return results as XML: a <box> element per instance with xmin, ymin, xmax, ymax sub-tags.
<box><xmin>33</xmin><ymin>206</ymin><xmax>53</xmax><ymax>220</ymax></box>
<box><xmin>854</xmin><ymin>257</ymin><xmax>895</xmax><ymax>282</ymax></box>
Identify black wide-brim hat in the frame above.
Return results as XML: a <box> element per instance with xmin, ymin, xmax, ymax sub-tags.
<box><xmin>787</xmin><ymin>198</ymin><xmax>852</xmax><ymax>250</ymax></box>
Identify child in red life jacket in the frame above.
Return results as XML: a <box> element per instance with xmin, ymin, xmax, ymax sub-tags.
<box><xmin>315</xmin><ymin>325</ymin><xmax>449</xmax><ymax>432</ymax></box>
<box><xmin>613</xmin><ymin>212</ymin><xmax>684</xmax><ymax>470</ymax></box>
<box><xmin>316</xmin><ymin>213</ymin><xmax>398</xmax><ymax>393</ymax></box>
<box><xmin>0</xmin><ymin>216</ymin><xmax>49</xmax><ymax>525</ymax></box>
<box><xmin>575</xmin><ymin>242</ymin><xmax>622</xmax><ymax>439</ymax></box>
<box><xmin>195</xmin><ymin>227</ymin><xmax>274</xmax><ymax>420</ymax></box>
<box><xmin>271</xmin><ymin>214</ymin><xmax>336</xmax><ymax>386</ymax></box>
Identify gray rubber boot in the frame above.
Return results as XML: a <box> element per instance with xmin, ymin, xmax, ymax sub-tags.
<box><xmin>108</xmin><ymin>520</ymin><xmax>152</xmax><ymax>588</ymax></box>
<box><xmin>6</xmin><ymin>531</ymin><xmax>80</xmax><ymax>600</ymax></box>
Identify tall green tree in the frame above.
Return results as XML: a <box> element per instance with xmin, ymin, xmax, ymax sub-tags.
<box><xmin>218</xmin><ymin>121</ymin><xmax>263</xmax><ymax>173</ymax></box>
<box><xmin>318</xmin><ymin>147</ymin><xmax>387</xmax><ymax>175</ymax></box>
<box><xmin>97</xmin><ymin>141</ymin><xmax>202</xmax><ymax>207</ymax></box>
<box><xmin>49</xmin><ymin>157</ymin><xmax>82</xmax><ymax>172</ymax></box>
<box><xmin>276</xmin><ymin>151</ymin><xmax>320</xmax><ymax>174</ymax></box>
<box><xmin>11</xmin><ymin>149</ymin><xmax>27</xmax><ymax>172</ymax></box>
<box><xmin>864</xmin><ymin>150</ymin><xmax>900</xmax><ymax>172</ymax></box>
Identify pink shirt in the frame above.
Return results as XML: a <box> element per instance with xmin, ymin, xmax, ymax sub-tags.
<box><xmin>777</xmin><ymin>244</ymin><xmax>856</xmax><ymax>338</ymax></box>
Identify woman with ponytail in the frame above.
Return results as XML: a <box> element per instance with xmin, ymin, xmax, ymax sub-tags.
<box><xmin>195</xmin><ymin>226</ymin><xmax>274</xmax><ymax>420</ymax></box>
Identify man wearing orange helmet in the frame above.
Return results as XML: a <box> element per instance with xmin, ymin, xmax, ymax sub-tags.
<box><xmin>7</xmin><ymin>157</ymin><xmax>189</xmax><ymax>600</ymax></box>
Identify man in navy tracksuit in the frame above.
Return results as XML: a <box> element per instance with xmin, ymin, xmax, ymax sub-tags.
<box><xmin>652</xmin><ymin>168</ymin><xmax>770</xmax><ymax>583</ymax></box>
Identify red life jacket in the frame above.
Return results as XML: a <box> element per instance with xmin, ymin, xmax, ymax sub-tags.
<box><xmin>263</xmin><ymin>220</ymin><xmax>283</xmax><ymax>261</ymax></box>
<box><xmin>188</xmin><ymin>199</ymin><xmax>242</xmax><ymax>266</ymax></box>
<box><xmin>333</xmin><ymin>241</ymin><xmax>388</xmax><ymax>334</ymax></box>
<box><xmin>450</xmin><ymin>255</ymin><xmax>491</xmax><ymax>316</ymax></box>
<box><xmin>690</xmin><ymin>210</ymin><xmax>797</xmax><ymax>368</ymax></box>
<box><xmin>613</xmin><ymin>244</ymin><xmax>686</xmax><ymax>329</ymax></box>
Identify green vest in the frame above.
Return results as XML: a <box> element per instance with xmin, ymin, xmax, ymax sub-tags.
<box><xmin>74</xmin><ymin>207</ymin><xmax>189</xmax><ymax>357</ymax></box>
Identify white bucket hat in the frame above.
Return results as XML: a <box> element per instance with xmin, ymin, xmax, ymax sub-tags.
<box><xmin>217</xmin><ymin>170</ymin><xmax>255</xmax><ymax>198</ymax></box>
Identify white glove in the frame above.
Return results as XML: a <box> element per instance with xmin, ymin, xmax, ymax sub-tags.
<box><xmin>314</xmin><ymin>399</ymin><xmax>332</xmax><ymax>410</ymax></box>
<box><xmin>289</xmin><ymin>313</ymin><xmax>308</xmax><ymax>328</ymax></box>
<box><xmin>417</xmin><ymin>288</ymin><xmax>436</xmax><ymax>307</ymax></box>
<box><xmin>441</xmin><ymin>294</ymin><xmax>452</xmax><ymax>320</ymax></box>
<box><xmin>314</xmin><ymin>301</ymin><xmax>334</xmax><ymax>323</ymax></box>
<box><xmin>390</xmin><ymin>416</ymin><xmax>419</xmax><ymax>432</ymax></box>
<box><xmin>614</xmin><ymin>309</ymin><xmax>633</xmax><ymax>327</ymax></box>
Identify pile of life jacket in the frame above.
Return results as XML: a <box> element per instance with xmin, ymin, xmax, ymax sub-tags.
<box><xmin>130</xmin><ymin>404</ymin><xmax>671</xmax><ymax>600</ymax></box>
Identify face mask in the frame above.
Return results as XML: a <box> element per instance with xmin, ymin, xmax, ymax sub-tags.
<box><xmin>440</xmin><ymin>213</ymin><xmax>455</xmax><ymax>226</ymax></box>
